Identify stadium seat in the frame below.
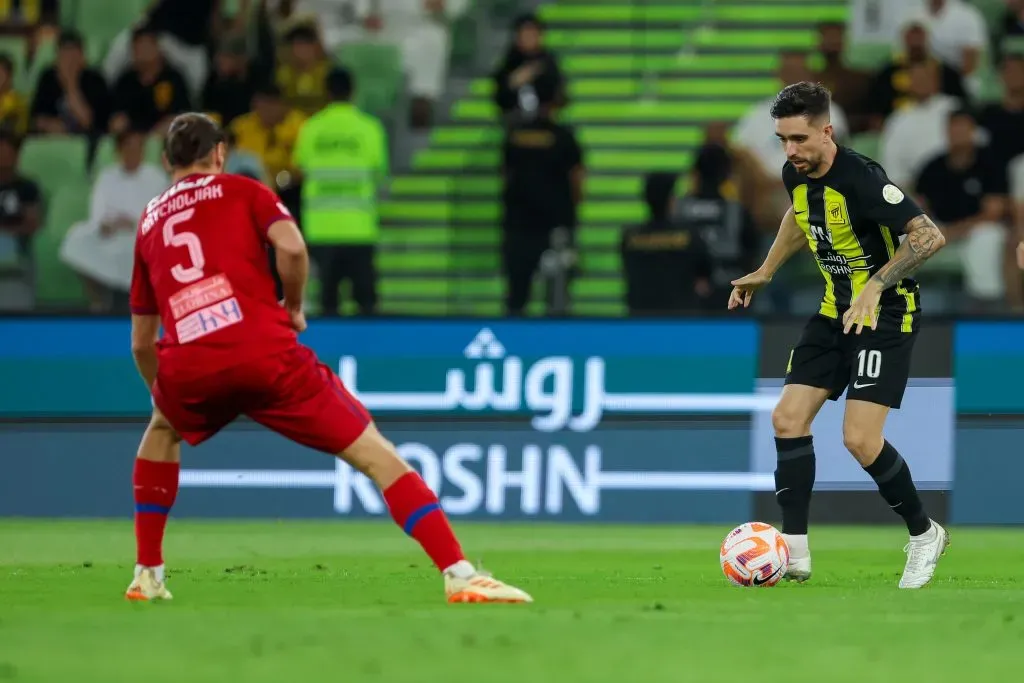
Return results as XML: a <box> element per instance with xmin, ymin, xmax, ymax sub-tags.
<box><xmin>848</xmin><ymin>132</ymin><xmax>881</xmax><ymax>161</ymax></box>
<box><xmin>91</xmin><ymin>134</ymin><xmax>164</xmax><ymax>176</ymax></box>
<box><xmin>844</xmin><ymin>43</ymin><xmax>892</xmax><ymax>71</ymax></box>
<box><xmin>335</xmin><ymin>43</ymin><xmax>404</xmax><ymax>119</ymax></box>
<box><xmin>18</xmin><ymin>136</ymin><xmax>89</xmax><ymax>200</ymax></box>
<box><xmin>32</xmin><ymin>180</ymin><xmax>91</xmax><ymax>307</ymax></box>
<box><xmin>73</xmin><ymin>0</ymin><xmax>151</xmax><ymax>66</ymax></box>
<box><xmin>0</xmin><ymin>35</ymin><xmax>29</xmax><ymax>93</ymax></box>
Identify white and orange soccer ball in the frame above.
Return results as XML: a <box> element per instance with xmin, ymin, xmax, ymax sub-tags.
<box><xmin>720</xmin><ymin>522</ymin><xmax>790</xmax><ymax>587</ymax></box>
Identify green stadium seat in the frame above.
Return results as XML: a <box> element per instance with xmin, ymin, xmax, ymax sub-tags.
<box><xmin>74</xmin><ymin>0</ymin><xmax>151</xmax><ymax>67</ymax></box>
<box><xmin>18</xmin><ymin>136</ymin><xmax>89</xmax><ymax>199</ymax></box>
<box><xmin>848</xmin><ymin>132</ymin><xmax>881</xmax><ymax>161</ymax></box>
<box><xmin>32</xmin><ymin>180</ymin><xmax>91</xmax><ymax>307</ymax></box>
<box><xmin>91</xmin><ymin>134</ymin><xmax>164</xmax><ymax>176</ymax></box>
<box><xmin>0</xmin><ymin>35</ymin><xmax>29</xmax><ymax>93</ymax></box>
<box><xmin>844</xmin><ymin>43</ymin><xmax>892</xmax><ymax>71</ymax></box>
<box><xmin>335</xmin><ymin>43</ymin><xmax>404</xmax><ymax>119</ymax></box>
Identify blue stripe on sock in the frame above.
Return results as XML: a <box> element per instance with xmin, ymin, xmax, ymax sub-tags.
<box><xmin>403</xmin><ymin>502</ymin><xmax>440</xmax><ymax>535</ymax></box>
<box><xmin>136</xmin><ymin>503</ymin><xmax>170</xmax><ymax>515</ymax></box>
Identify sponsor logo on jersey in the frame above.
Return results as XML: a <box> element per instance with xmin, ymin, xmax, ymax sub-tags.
<box><xmin>176</xmin><ymin>297</ymin><xmax>244</xmax><ymax>343</ymax></box>
<box><xmin>168</xmin><ymin>274</ymin><xmax>234</xmax><ymax>320</ymax></box>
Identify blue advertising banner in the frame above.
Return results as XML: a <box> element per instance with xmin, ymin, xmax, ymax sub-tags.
<box><xmin>955</xmin><ymin>322</ymin><xmax>1024</xmax><ymax>413</ymax></box>
<box><xmin>0</xmin><ymin>319</ymin><xmax>762</xmax><ymax>420</ymax></box>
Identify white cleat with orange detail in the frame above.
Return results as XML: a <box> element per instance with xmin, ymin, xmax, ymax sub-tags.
<box><xmin>445</xmin><ymin>570</ymin><xmax>533</xmax><ymax>604</ymax></box>
<box><xmin>125</xmin><ymin>567</ymin><xmax>173</xmax><ymax>602</ymax></box>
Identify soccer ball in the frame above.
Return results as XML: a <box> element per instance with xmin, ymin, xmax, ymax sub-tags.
<box><xmin>720</xmin><ymin>522</ymin><xmax>790</xmax><ymax>587</ymax></box>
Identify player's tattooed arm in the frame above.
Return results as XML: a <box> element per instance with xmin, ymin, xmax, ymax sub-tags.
<box><xmin>869</xmin><ymin>214</ymin><xmax>946</xmax><ymax>289</ymax></box>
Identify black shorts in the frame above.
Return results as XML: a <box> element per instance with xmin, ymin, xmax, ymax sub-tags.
<box><xmin>784</xmin><ymin>314</ymin><xmax>918</xmax><ymax>409</ymax></box>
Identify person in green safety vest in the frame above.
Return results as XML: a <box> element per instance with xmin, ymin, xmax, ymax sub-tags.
<box><xmin>292</xmin><ymin>66</ymin><xmax>387</xmax><ymax>316</ymax></box>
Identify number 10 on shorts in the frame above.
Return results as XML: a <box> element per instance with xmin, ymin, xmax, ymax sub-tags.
<box><xmin>857</xmin><ymin>349</ymin><xmax>882</xmax><ymax>379</ymax></box>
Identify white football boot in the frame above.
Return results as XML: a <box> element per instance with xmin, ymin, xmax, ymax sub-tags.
<box><xmin>445</xmin><ymin>568</ymin><xmax>533</xmax><ymax>604</ymax></box>
<box><xmin>125</xmin><ymin>566</ymin><xmax>173</xmax><ymax>602</ymax></box>
<box><xmin>899</xmin><ymin>520</ymin><xmax>950</xmax><ymax>589</ymax></box>
<box><xmin>782</xmin><ymin>533</ymin><xmax>812</xmax><ymax>583</ymax></box>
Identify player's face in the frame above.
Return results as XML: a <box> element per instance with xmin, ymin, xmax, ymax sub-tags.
<box><xmin>775</xmin><ymin>116</ymin><xmax>832</xmax><ymax>175</ymax></box>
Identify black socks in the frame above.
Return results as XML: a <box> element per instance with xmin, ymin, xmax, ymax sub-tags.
<box><xmin>865</xmin><ymin>441</ymin><xmax>931</xmax><ymax>536</ymax></box>
<box><xmin>774</xmin><ymin>436</ymin><xmax>816</xmax><ymax>535</ymax></box>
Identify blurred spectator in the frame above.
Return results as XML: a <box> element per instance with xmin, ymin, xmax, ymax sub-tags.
<box><xmin>866</xmin><ymin>16</ymin><xmax>967</xmax><ymax>128</ymax></box>
<box><xmin>0</xmin><ymin>132</ymin><xmax>41</xmax><ymax>289</ymax></box>
<box><xmin>358</xmin><ymin>0</ymin><xmax>470</xmax><ymax>129</ymax></box>
<box><xmin>732</xmin><ymin>50</ymin><xmax>848</xmax><ymax>229</ymax></box>
<box><xmin>914</xmin><ymin>108</ymin><xmax>1009</xmax><ymax>309</ymax></box>
<box><xmin>202</xmin><ymin>34</ymin><xmax>257</xmax><ymax>127</ymax></box>
<box><xmin>31</xmin><ymin>30</ymin><xmax>110</xmax><ymax>137</ymax></box>
<box><xmin>847</xmin><ymin>0</ymin><xmax>926</xmax><ymax>47</ymax></box>
<box><xmin>230</xmin><ymin>83</ymin><xmax>306</xmax><ymax>190</ymax></box>
<box><xmin>104</xmin><ymin>0</ymin><xmax>232</xmax><ymax>98</ymax></box>
<box><xmin>621</xmin><ymin>173</ymin><xmax>712</xmax><ymax>316</ymax></box>
<box><xmin>283</xmin><ymin>1</ymin><xmax>364</xmax><ymax>51</ymax></box>
<box><xmin>0</xmin><ymin>54</ymin><xmax>26</xmax><ymax>135</ymax></box>
<box><xmin>59</xmin><ymin>130</ymin><xmax>166</xmax><ymax>313</ymax></box>
<box><xmin>675</xmin><ymin>143</ymin><xmax>760</xmax><ymax>308</ymax></box>
<box><xmin>979</xmin><ymin>54</ymin><xmax>1024</xmax><ymax>189</ymax></box>
<box><xmin>923</xmin><ymin>0</ymin><xmax>987</xmax><ymax>78</ymax></box>
<box><xmin>500</xmin><ymin>76</ymin><xmax>583</xmax><ymax>317</ymax></box>
<box><xmin>276</xmin><ymin>23</ymin><xmax>330</xmax><ymax>116</ymax></box>
<box><xmin>813</xmin><ymin>22</ymin><xmax>871</xmax><ymax>134</ymax></box>
<box><xmin>998</xmin><ymin>0</ymin><xmax>1024</xmax><ymax>60</ymax></box>
<box><xmin>880</xmin><ymin>60</ymin><xmax>961</xmax><ymax>188</ymax></box>
<box><xmin>293</xmin><ymin>67</ymin><xmax>387</xmax><ymax>317</ymax></box>
<box><xmin>110</xmin><ymin>27</ymin><xmax>192</xmax><ymax>136</ymax></box>
<box><xmin>493</xmin><ymin>13</ymin><xmax>563</xmax><ymax>122</ymax></box>
<box><xmin>0</xmin><ymin>0</ymin><xmax>59</xmax><ymax>26</ymax></box>
<box><xmin>224</xmin><ymin>130</ymin><xmax>268</xmax><ymax>183</ymax></box>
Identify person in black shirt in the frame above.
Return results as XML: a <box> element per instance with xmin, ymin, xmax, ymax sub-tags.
<box><xmin>978</xmin><ymin>54</ymin><xmax>1024</xmax><ymax>184</ymax></box>
<box><xmin>201</xmin><ymin>34</ymin><xmax>256</xmax><ymax>127</ymax></box>
<box><xmin>621</xmin><ymin>172</ymin><xmax>712</xmax><ymax>315</ymax></box>
<box><xmin>866</xmin><ymin>18</ymin><xmax>967</xmax><ymax>128</ymax></box>
<box><xmin>674</xmin><ymin>142</ymin><xmax>759</xmax><ymax>308</ymax></box>
<box><xmin>730</xmin><ymin>81</ymin><xmax>950</xmax><ymax>589</ymax></box>
<box><xmin>915</xmin><ymin>107</ymin><xmax>1009</xmax><ymax>308</ymax></box>
<box><xmin>110</xmin><ymin>27</ymin><xmax>192</xmax><ymax>135</ymax></box>
<box><xmin>492</xmin><ymin>13</ymin><xmax>563</xmax><ymax>123</ymax></box>
<box><xmin>500</xmin><ymin>74</ymin><xmax>583</xmax><ymax>316</ymax></box>
<box><xmin>0</xmin><ymin>132</ymin><xmax>42</xmax><ymax>264</ymax></box>
<box><xmin>31</xmin><ymin>30</ymin><xmax>111</xmax><ymax>137</ymax></box>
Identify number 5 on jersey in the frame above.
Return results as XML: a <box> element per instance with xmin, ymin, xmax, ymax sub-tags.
<box><xmin>164</xmin><ymin>208</ymin><xmax>205</xmax><ymax>284</ymax></box>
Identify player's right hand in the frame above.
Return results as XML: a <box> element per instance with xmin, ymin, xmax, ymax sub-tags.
<box><xmin>288</xmin><ymin>307</ymin><xmax>307</xmax><ymax>333</ymax></box>
<box><xmin>728</xmin><ymin>271</ymin><xmax>772</xmax><ymax>310</ymax></box>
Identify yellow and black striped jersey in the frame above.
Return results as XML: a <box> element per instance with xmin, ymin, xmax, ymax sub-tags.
<box><xmin>782</xmin><ymin>147</ymin><xmax>924</xmax><ymax>333</ymax></box>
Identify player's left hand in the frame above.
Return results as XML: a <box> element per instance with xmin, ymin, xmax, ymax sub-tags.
<box><xmin>842</xmin><ymin>282</ymin><xmax>882</xmax><ymax>335</ymax></box>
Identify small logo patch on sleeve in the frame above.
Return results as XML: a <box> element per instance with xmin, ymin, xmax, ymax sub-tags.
<box><xmin>882</xmin><ymin>184</ymin><xmax>905</xmax><ymax>205</ymax></box>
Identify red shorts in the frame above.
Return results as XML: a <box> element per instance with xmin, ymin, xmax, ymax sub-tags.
<box><xmin>153</xmin><ymin>345</ymin><xmax>372</xmax><ymax>453</ymax></box>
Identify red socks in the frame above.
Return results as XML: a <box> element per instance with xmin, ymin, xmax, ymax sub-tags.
<box><xmin>133</xmin><ymin>458</ymin><xmax>180</xmax><ymax>567</ymax></box>
<box><xmin>383</xmin><ymin>472</ymin><xmax>465</xmax><ymax>572</ymax></box>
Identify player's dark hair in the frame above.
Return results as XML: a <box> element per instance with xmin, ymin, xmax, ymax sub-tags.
<box><xmin>327</xmin><ymin>67</ymin><xmax>354</xmax><ymax>101</ymax></box>
<box><xmin>770</xmin><ymin>81</ymin><xmax>832</xmax><ymax>121</ymax></box>
<box><xmin>164</xmin><ymin>113</ymin><xmax>226</xmax><ymax>168</ymax></box>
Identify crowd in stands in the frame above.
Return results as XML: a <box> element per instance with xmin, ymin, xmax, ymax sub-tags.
<box><xmin>4</xmin><ymin>0</ymin><xmax>1024</xmax><ymax>318</ymax></box>
<box><xmin>0</xmin><ymin>0</ymin><xmax>466</xmax><ymax>313</ymax></box>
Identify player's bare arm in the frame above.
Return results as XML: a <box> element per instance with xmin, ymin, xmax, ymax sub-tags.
<box><xmin>130</xmin><ymin>314</ymin><xmax>161</xmax><ymax>390</ymax></box>
<box><xmin>842</xmin><ymin>214</ymin><xmax>945</xmax><ymax>334</ymax></box>
<box><xmin>728</xmin><ymin>207</ymin><xmax>805</xmax><ymax>309</ymax></box>
<box><xmin>267</xmin><ymin>219</ymin><xmax>309</xmax><ymax>332</ymax></box>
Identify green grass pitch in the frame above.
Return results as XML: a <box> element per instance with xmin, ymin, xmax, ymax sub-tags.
<box><xmin>2</xmin><ymin>521</ymin><xmax>1023</xmax><ymax>682</ymax></box>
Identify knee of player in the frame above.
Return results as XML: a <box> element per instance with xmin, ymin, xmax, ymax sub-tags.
<box><xmin>842</xmin><ymin>426</ymin><xmax>882</xmax><ymax>464</ymax></box>
<box><xmin>771</xmin><ymin>405</ymin><xmax>811</xmax><ymax>438</ymax></box>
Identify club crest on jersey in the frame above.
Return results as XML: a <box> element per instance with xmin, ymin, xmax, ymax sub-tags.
<box><xmin>826</xmin><ymin>201</ymin><xmax>846</xmax><ymax>226</ymax></box>
<box><xmin>809</xmin><ymin>224</ymin><xmax>832</xmax><ymax>245</ymax></box>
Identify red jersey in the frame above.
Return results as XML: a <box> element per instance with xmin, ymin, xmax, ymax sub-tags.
<box><xmin>130</xmin><ymin>173</ymin><xmax>297</xmax><ymax>379</ymax></box>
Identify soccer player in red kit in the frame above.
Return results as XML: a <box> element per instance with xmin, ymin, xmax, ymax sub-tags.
<box><xmin>125</xmin><ymin>113</ymin><xmax>532</xmax><ymax>604</ymax></box>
